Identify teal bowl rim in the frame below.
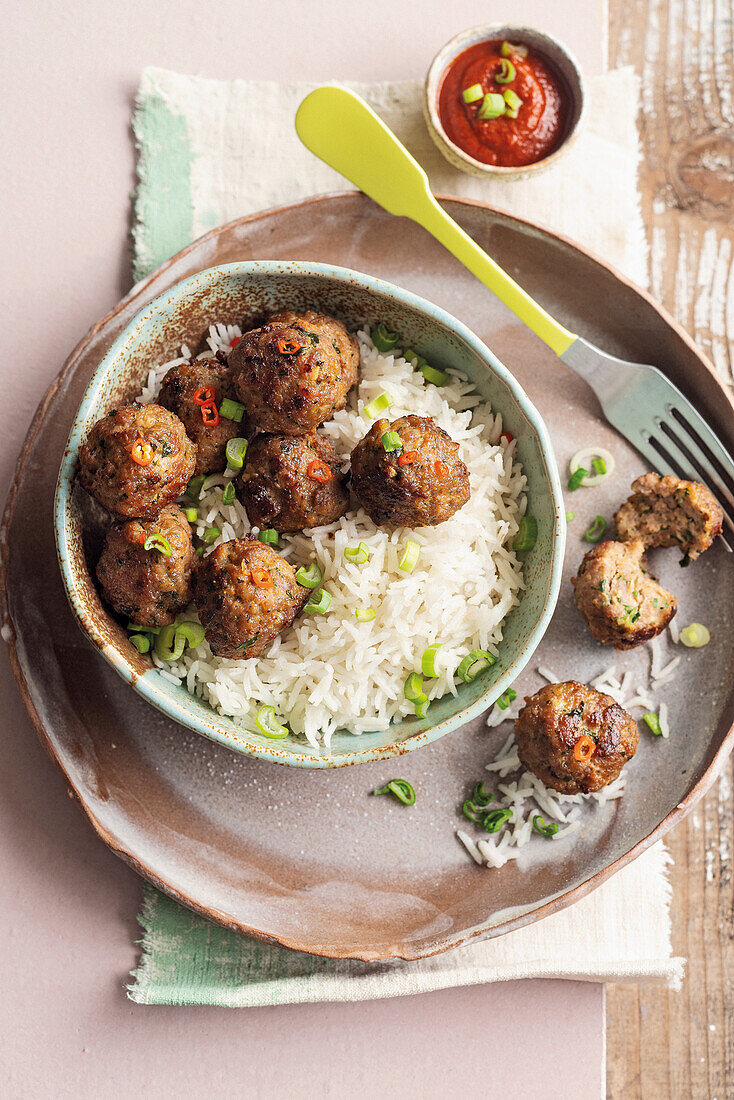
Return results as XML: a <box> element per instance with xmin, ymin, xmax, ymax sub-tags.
<box><xmin>54</xmin><ymin>259</ymin><xmax>566</xmax><ymax>768</ymax></box>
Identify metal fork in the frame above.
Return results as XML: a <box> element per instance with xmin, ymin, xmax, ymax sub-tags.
<box><xmin>295</xmin><ymin>86</ymin><xmax>734</xmax><ymax>547</ymax></box>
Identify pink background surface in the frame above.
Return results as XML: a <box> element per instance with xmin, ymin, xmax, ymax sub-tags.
<box><xmin>2</xmin><ymin>2</ymin><xmax>605</xmax><ymax>1096</ymax></box>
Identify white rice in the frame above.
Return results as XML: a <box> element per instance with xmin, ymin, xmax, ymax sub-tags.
<box><xmin>140</xmin><ymin>323</ymin><xmax>527</xmax><ymax>749</ymax></box>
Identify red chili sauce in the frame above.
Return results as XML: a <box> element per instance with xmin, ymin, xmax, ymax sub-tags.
<box><xmin>438</xmin><ymin>39</ymin><xmax>570</xmax><ymax>167</ymax></box>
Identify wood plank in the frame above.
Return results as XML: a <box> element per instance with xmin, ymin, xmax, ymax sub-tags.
<box><xmin>607</xmin><ymin>1</ymin><xmax>734</xmax><ymax>1096</ymax></box>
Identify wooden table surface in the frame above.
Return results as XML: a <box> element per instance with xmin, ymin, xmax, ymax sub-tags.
<box><xmin>607</xmin><ymin>2</ymin><xmax>734</xmax><ymax>1097</ymax></box>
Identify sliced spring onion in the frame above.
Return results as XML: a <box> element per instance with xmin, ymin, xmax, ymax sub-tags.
<box><xmin>584</xmin><ymin>515</ymin><xmax>607</xmax><ymax>543</ymax></box>
<box><xmin>255</xmin><ymin>704</ymin><xmax>289</xmax><ymax>739</ymax></box>
<box><xmin>477</xmin><ymin>92</ymin><xmax>506</xmax><ymax>119</ymax></box>
<box><xmin>371</xmin><ymin>322</ymin><xmax>400</xmax><ymax>352</ymax></box>
<box><xmin>304</xmin><ymin>588</ymin><xmax>331</xmax><ymax>615</ymax></box>
<box><xmin>483</xmin><ymin>808</ymin><xmax>513</xmax><ymax>833</ymax></box>
<box><xmin>457</xmin><ymin>649</ymin><xmax>496</xmax><ymax>683</ymax></box>
<box><xmin>420</xmin><ymin>363</ymin><xmax>449</xmax><ymax>386</ymax></box>
<box><xmin>398</xmin><ymin>539</ymin><xmax>420</xmax><ymax>573</ymax></box>
<box><xmin>154</xmin><ymin>623</ymin><xmax>186</xmax><ymax>662</ymax></box>
<box><xmin>421</xmin><ymin>643</ymin><xmax>443</xmax><ymax>677</ymax></box>
<box><xmin>643</xmin><ymin>712</ymin><xmax>663</xmax><ymax>736</ymax></box>
<box><xmin>225</xmin><ymin>437</ymin><xmax>248</xmax><ymax>470</ymax></box>
<box><xmin>414</xmin><ymin>698</ymin><xmax>430</xmax><ymax>718</ymax></box>
<box><xmin>495</xmin><ymin>58</ymin><xmax>516</xmax><ymax>83</ymax></box>
<box><xmin>129</xmin><ymin>634</ymin><xmax>150</xmax><ymax>655</ymax></box>
<box><xmin>127</xmin><ymin>622</ymin><xmax>160</xmax><ymax>634</ymax></box>
<box><xmin>472</xmin><ymin>781</ymin><xmax>494</xmax><ymax>807</ymax></box>
<box><xmin>496</xmin><ymin>688</ymin><xmax>518</xmax><ymax>710</ymax></box>
<box><xmin>404</xmin><ymin>672</ymin><xmax>426</xmax><ymax>703</ymax></box>
<box><xmin>354</xmin><ymin>607</ymin><xmax>376</xmax><ymax>622</ymax></box>
<box><xmin>221</xmin><ymin>481</ymin><xmax>236</xmax><ymax>505</ymax></box>
<box><xmin>201</xmin><ymin>473</ymin><xmax>223</xmax><ymax>493</ymax></box>
<box><xmin>533</xmin><ymin>814</ymin><xmax>559</xmax><ymax>837</ymax></box>
<box><xmin>567</xmin><ymin>466</ymin><xmax>588</xmax><ymax>491</ymax></box>
<box><xmin>219</xmin><ymin>397</ymin><xmax>246</xmax><ymax>422</ymax></box>
<box><xmin>345</xmin><ymin>541</ymin><xmax>371</xmax><ymax>565</ymax></box>
<box><xmin>201</xmin><ymin>526</ymin><xmax>221</xmax><ymax>545</ymax></box>
<box><xmin>402</xmin><ymin>348</ymin><xmax>427</xmax><ymax>369</ymax></box>
<box><xmin>501</xmin><ymin>40</ymin><xmax>528</xmax><ymax>57</ymax></box>
<box><xmin>363</xmin><ymin>392</ymin><xmax>393</xmax><ymax>419</ymax></box>
<box><xmin>680</xmin><ymin>622</ymin><xmax>710</xmax><ymax>648</ymax></box>
<box><xmin>372</xmin><ymin>779</ymin><xmax>416</xmax><ymax>806</ymax></box>
<box><xmin>175</xmin><ymin>621</ymin><xmax>205</xmax><ymax>649</ymax></box>
<box><xmin>196</xmin><ymin>547</ymin><xmax>205</xmax><ymax>558</ymax></box>
<box><xmin>183</xmin><ymin>506</ymin><xmax>198</xmax><ymax>523</ymax></box>
<box><xmin>514</xmin><ymin>515</ymin><xmax>538</xmax><ymax>552</ymax></box>
<box><xmin>296</xmin><ymin>562</ymin><xmax>323</xmax><ymax>589</ymax></box>
<box><xmin>462</xmin><ymin>799</ymin><xmax>484</xmax><ymax>823</ymax></box>
<box><xmin>257</xmin><ymin>528</ymin><xmax>279</xmax><ymax>546</ymax></box>
<box><xmin>186</xmin><ymin>474</ymin><xmax>206</xmax><ymax>500</ymax></box>
<box><xmin>568</xmin><ymin>446</ymin><xmax>615</xmax><ymax>487</ymax></box>
<box><xmin>381</xmin><ymin>430</ymin><xmax>402</xmax><ymax>453</ymax></box>
<box><xmin>143</xmin><ymin>533</ymin><xmax>173</xmax><ymax>557</ymax></box>
<box><xmin>461</xmin><ymin>83</ymin><xmax>484</xmax><ymax>104</ymax></box>
<box><xmin>566</xmin><ymin>511</ymin><xmax>575</xmax><ymax>522</ymax></box>
<box><xmin>503</xmin><ymin>88</ymin><xmax>523</xmax><ymax>118</ymax></box>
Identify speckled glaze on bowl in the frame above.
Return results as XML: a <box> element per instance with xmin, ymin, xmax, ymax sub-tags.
<box><xmin>423</xmin><ymin>23</ymin><xmax>587</xmax><ymax>180</ymax></box>
<box><xmin>54</xmin><ymin>261</ymin><xmax>565</xmax><ymax>768</ymax></box>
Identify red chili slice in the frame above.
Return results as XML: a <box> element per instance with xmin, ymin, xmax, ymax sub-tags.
<box><xmin>250</xmin><ymin>568</ymin><xmax>273</xmax><ymax>588</ymax></box>
<box><xmin>129</xmin><ymin>437</ymin><xmax>154</xmax><ymax>466</ymax></box>
<box><xmin>500</xmin><ymin>432</ymin><xmax>514</xmax><ymax>444</ymax></box>
<box><xmin>434</xmin><ymin>459</ymin><xmax>449</xmax><ymax>479</ymax></box>
<box><xmin>277</xmin><ymin>337</ymin><xmax>301</xmax><ymax>355</ymax></box>
<box><xmin>193</xmin><ymin>386</ymin><xmax>215</xmax><ymax>406</ymax></box>
<box><xmin>308</xmin><ymin>459</ymin><xmax>332</xmax><ymax>482</ymax></box>
<box><xmin>398</xmin><ymin>450</ymin><xmax>419</xmax><ymax>466</ymax></box>
<box><xmin>573</xmin><ymin>734</ymin><xmax>596</xmax><ymax>762</ymax></box>
<box><xmin>229</xmin><ymin>336</ymin><xmax>241</xmax><ymax>349</ymax></box>
<box><xmin>200</xmin><ymin>400</ymin><xmax>219</xmax><ymax>426</ymax></box>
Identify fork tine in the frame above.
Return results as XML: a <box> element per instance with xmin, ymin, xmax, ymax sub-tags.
<box><xmin>659</xmin><ymin>420</ymin><xmax>734</xmax><ymax>512</ymax></box>
<box><xmin>666</xmin><ymin>400</ymin><xmax>734</xmax><ymax>485</ymax></box>
<box><xmin>642</xmin><ymin>429</ymin><xmax>734</xmax><ymax>541</ymax></box>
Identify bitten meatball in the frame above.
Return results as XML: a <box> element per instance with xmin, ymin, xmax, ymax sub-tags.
<box><xmin>229</xmin><ymin>309</ymin><xmax>359</xmax><ymax>435</ymax></box>
<box><xmin>572</xmin><ymin>538</ymin><xmax>676</xmax><ymax>649</ymax></box>
<box><xmin>515</xmin><ymin>680</ymin><xmax>638</xmax><ymax>794</ymax></box>
<box><xmin>194</xmin><ymin>538</ymin><xmax>308</xmax><ymax>659</ymax></box>
<box><xmin>96</xmin><ymin>504</ymin><xmax>195</xmax><ymax>627</ymax></box>
<box><xmin>78</xmin><ymin>403</ymin><xmax>197</xmax><ymax>519</ymax></box>
<box><xmin>350</xmin><ymin>415</ymin><xmax>470</xmax><ymax>529</ymax></box>
<box><xmin>237</xmin><ymin>432</ymin><xmax>349</xmax><ymax>532</ymax></box>
<box><xmin>615</xmin><ymin>472</ymin><xmax>723</xmax><ymax>564</ymax></box>
<box><xmin>157</xmin><ymin>354</ymin><xmax>247</xmax><ymax>476</ymax></box>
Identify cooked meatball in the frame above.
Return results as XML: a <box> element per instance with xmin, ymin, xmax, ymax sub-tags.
<box><xmin>572</xmin><ymin>538</ymin><xmax>676</xmax><ymax>649</ymax></box>
<box><xmin>96</xmin><ymin>504</ymin><xmax>195</xmax><ymax>627</ymax></box>
<box><xmin>157</xmin><ymin>354</ymin><xmax>247</xmax><ymax>476</ymax></box>
<box><xmin>237</xmin><ymin>432</ymin><xmax>349</xmax><ymax>532</ymax></box>
<box><xmin>229</xmin><ymin>309</ymin><xmax>359</xmax><ymax>434</ymax></box>
<box><xmin>350</xmin><ymin>415</ymin><xmax>470</xmax><ymax>529</ymax></box>
<box><xmin>78</xmin><ymin>403</ymin><xmax>197</xmax><ymax>519</ymax></box>
<box><xmin>615</xmin><ymin>472</ymin><xmax>723</xmax><ymax>564</ymax></box>
<box><xmin>515</xmin><ymin>680</ymin><xmax>638</xmax><ymax>794</ymax></box>
<box><xmin>194</xmin><ymin>538</ymin><xmax>308</xmax><ymax>659</ymax></box>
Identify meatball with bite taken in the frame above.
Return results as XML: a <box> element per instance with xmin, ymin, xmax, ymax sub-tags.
<box><xmin>572</xmin><ymin>538</ymin><xmax>676</xmax><ymax>649</ymax></box>
<box><xmin>237</xmin><ymin>432</ymin><xmax>349</xmax><ymax>533</ymax></box>
<box><xmin>350</xmin><ymin>414</ymin><xmax>470</xmax><ymax>529</ymax></box>
<box><xmin>78</xmin><ymin>403</ymin><xmax>197</xmax><ymax>520</ymax></box>
<box><xmin>157</xmin><ymin>354</ymin><xmax>247</xmax><ymax>476</ymax></box>
<box><xmin>194</xmin><ymin>537</ymin><xmax>308</xmax><ymax>659</ymax></box>
<box><xmin>229</xmin><ymin>310</ymin><xmax>359</xmax><ymax>435</ymax></box>
<box><xmin>96</xmin><ymin>503</ymin><xmax>196</xmax><ymax>627</ymax></box>
<box><xmin>515</xmin><ymin>680</ymin><xmax>638</xmax><ymax>794</ymax></box>
<box><xmin>615</xmin><ymin>472</ymin><xmax>723</xmax><ymax>564</ymax></box>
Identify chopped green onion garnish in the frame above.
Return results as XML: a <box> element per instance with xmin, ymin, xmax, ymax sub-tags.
<box><xmin>404</xmin><ymin>672</ymin><xmax>426</xmax><ymax>703</ymax></box>
<box><xmin>127</xmin><ymin>622</ymin><xmax>160</xmax><ymax>634</ymax></box>
<box><xmin>154</xmin><ymin>623</ymin><xmax>186</xmax><ymax>662</ymax></box>
<box><xmin>592</xmin><ymin>456</ymin><xmax>607</xmax><ymax>476</ymax></box>
<box><xmin>503</xmin><ymin>88</ymin><xmax>523</xmax><ymax>118</ymax></box>
<box><xmin>457</xmin><ymin>649</ymin><xmax>496</xmax><ymax>683</ymax></box>
<box><xmin>382</xmin><ymin>430</ymin><xmax>402</xmax><ymax>453</ymax></box>
<box><xmin>129</xmin><ymin>634</ymin><xmax>150</xmax><ymax>655</ymax></box>
<box><xmin>421</xmin><ymin>642</ymin><xmax>443</xmax><ymax>677</ymax></box>
<box><xmin>221</xmin><ymin>481</ymin><xmax>236</xmax><ymax>505</ymax></box>
<box><xmin>501</xmin><ymin>40</ymin><xmax>528</xmax><ymax>57</ymax></box>
<box><xmin>402</xmin><ymin>348</ymin><xmax>428</xmax><ymax>370</ymax></box>
<box><xmin>495</xmin><ymin>58</ymin><xmax>516</xmax><ymax>84</ymax></box>
<box><xmin>201</xmin><ymin>526</ymin><xmax>221</xmax><ymax>545</ymax></box>
<box><xmin>566</xmin><ymin>511</ymin><xmax>575</xmax><ymax>522</ymax></box>
<box><xmin>472</xmin><ymin>781</ymin><xmax>494</xmax><ymax>806</ymax></box>
<box><xmin>255</xmin><ymin>704</ymin><xmax>289</xmax><ymax>739</ymax></box>
<box><xmin>567</xmin><ymin>466</ymin><xmax>588</xmax><ymax>491</ymax></box>
<box><xmin>420</xmin><ymin>364</ymin><xmax>449</xmax><ymax>386</ymax></box>
<box><xmin>398</xmin><ymin>539</ymin><xmax>420</xmax><ymax>573</ymax></box>
<box><xmin>477</xmin><ymin>92</ymin><xmax>506</xmax><ymax>119</ymax></box>
<box><xmin>569</xmin><ymin>448</ymin><xmax>615</xmax><ymax>487</ymax></box>
<box><xmin>183</xmin><ymin>506</ymin><xmax>198</xmax><ymax>523</ymax></box>
<box><xmin>175</xmin><ymin>621</ymin><xmax>205</xmax><ymax>649</ymax></box>
<box><xmin>196</xmin><ymin>547</ymin><xmax>205</xmax><ymax>558</ymax></box>
<box><xmin>225</xmin><ymin>437</ymin><xmax>248</xmax><ymax>470</ymax></box>
<box><xmin>372</xmin><ymin>779</ymin><xmax>416</xmax><ymax>806</ymax></box>
<box><xmin>496</xmin><ymin>688</ymin><xmax>518</xmax><ymax>710</ymax></box>
<box><xmin>483</xmin><ymin>808</ymin><xmax>513</xmax><ymax>833</ymax></box>
<box><xmin>643</xmin><ymin>712</ymin><xmax>663</xmax><ymax>736</ymax></box>
<box><xmin>371</xmin><ymin>322</ymin><xmax>400</xmax><ymax>352</ymax></box>
<box><xmin>584</xmin><ymin>515</ymin><xmax>607</xmax><ymax>543</ymax></box>
<box><xmin>462</xmin><ymin>799</ymin><xmax>484</xmax><ymax>823</ymax></box>
<box><xmin>304</xmin><ymin>588</ymin><xmax>331</xmax><ymax>615</ymax></box>
<box><xmin>462</xmin><ymin>83</ymin><xmax>484</xmax><ymax>104</ymax></box>
<box><xmin>219</xmin><ymin>398</ymin><xmax>246</xmax><ymax>422</ymax></box>
<box><xmin>144</xmin><ymin>533</ymin><xmax>173</xmax><ymax>557</ymax></box>
<box><xmin>533</xmin><ymin>814</ymin><xmax>559</xmax><ymax>837</ymax></box>
<box><xmin>257</xmin><ymin>528</ymin><xmax>279</xmax><ymax>546</ymax></box>
<box><xmin>514</xmin><ymin>515</ymin><xmax>538</xmax><ymax>552</ymax></box>
<box><xmin>201</xmin><ymin>473</ymin><xmax>222</xmax><ymax>493</ymax></box>
<box><xmin>414</xmin><ymin>698</ymin><xmax>430</xmax><ymax>718</ymax></box>
<box><xmin>363</xmin><ymin>392</ymin><xmax>393</xmax><ymax>420</ymax></box>
<box><xmin>354</xmin><ymin>607</ymin><xmax>376</xmax><ymax>622</ymax></box>
<box><xmin>680</xmin><ymin>622</ymin><xmax>710</xmax><ymax>648</ymax></box>
<box><xmin>344</xmin><ymin>541</ymin><xmax>371</xmax><ymax>565</ymax></box>
<box><xmin>186</xmin><ymin>474</ymin><xmax>206</xmax><ymax>501</ymax></box>
<box><xmin>296</xmin><ymin>562</ymin><xmax>323</xmax><ymax>589</ymax></box>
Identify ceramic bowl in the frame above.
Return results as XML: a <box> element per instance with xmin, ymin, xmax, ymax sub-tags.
<box><xmin>423</xmin><ymin>23</ymin><xmax>587</xmax><ymax>180</ymax></box>
<box><xmin>54</xmin><ymin>260</ymin><xmax>565</xmax><ymax>768</ymax></box>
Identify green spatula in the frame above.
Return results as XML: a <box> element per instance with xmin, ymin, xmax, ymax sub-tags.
<box><xmin>295</xmin><ymin>86</ymin><xmax>734</xmax><ymax>545</ymax></box>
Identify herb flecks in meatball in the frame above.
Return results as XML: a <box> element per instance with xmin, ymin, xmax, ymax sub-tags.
<box><xmin>515</xmin><ymin>680</ymin><xmax>638</xmax><ymax>794</ymax></box>
<box><xmin>77</xmin><ymin>403</ymin><xmax>197</xmax><ymax>520</ymax></box>
<box><xmin>572</xmin><ymin>538</ymin><xmax>676</xmax><ymax>649</ymax></box>
<box><xmin>194</xmin><ymin>538</ymin><xmax>308</xmax><ymax>660</ymax></box>
<box><xmin>96</xmin><ymin>504</ymin><xmax>195</xmax><ymax>627</ymax></box>
<box><xmin>229</xmin><ymin>310</ymin><xmax>359</xmax><ymax>435</ymax></box>
<box><xmin>614</xmin><ymin>472</ymin><xmax>723</xmax><ymax>564</ymax></box>
<box><xmin>157</xmin><ymin>356</ymin><xmax>247</xmax><ymax>476</ymax></box>
<box><xmin>350</xmin><ymin>414</ymin><xmax>470</xmax><ymax>529</ymax></box>
<box><xmin>237</xmin><ymin>432</ymin><xmax>348</xmax><ymax>533</ymax></box>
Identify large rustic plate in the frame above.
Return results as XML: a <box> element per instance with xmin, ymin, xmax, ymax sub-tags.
<box><xmin>3</xmin><ymin>194</ymin><xmax>734</xmax><ymax>960</ymax></box>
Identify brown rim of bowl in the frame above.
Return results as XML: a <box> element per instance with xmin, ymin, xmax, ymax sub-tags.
<box><xmin>2</xmin><ymin>191</ymin><xmax>734</xmax><ymax>960</ymax></box>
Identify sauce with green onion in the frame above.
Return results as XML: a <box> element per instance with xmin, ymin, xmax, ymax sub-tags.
<box><xmin>437</xmin><ymin>39</ymin><xmax>570</xmax><ymax>167</ymax></box>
